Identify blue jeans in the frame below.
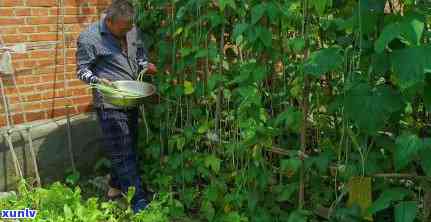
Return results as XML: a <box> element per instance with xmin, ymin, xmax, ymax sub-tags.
<box><xmin>96</xmin><ymin>108</ymin><xmax>147</xmax><ymax>212</ymax></box>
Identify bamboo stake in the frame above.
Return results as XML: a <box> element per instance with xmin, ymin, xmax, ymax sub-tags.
<box><xmin>215</xmin><ymin>11</ymin><xmax>225</xmax><ymax>143</ymax></box>
<box><xmin>299</xmin><ymin>0</ymin><xmax>310</xmax><ymax>210</ymax></box>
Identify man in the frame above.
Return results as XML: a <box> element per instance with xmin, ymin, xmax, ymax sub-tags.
<box><xmin>76</xmin><ymin>0</ymin><xmax>156</xmax><ymax>213</ymax></box>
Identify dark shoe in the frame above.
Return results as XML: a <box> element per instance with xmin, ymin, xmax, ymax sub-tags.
<box><xmin>107</xmin><ymin>187</ymin><xmax>122</xmax><ymax>201</ymax></box>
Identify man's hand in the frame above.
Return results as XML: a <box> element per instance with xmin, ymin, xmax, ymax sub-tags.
<box><xmin>146</xmin><ymin>63</ymin><xmax>158</xmax><ymax>75</ymax></box>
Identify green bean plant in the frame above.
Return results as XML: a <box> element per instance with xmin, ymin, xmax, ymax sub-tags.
<box><xmin>131</xmin><ymin>0</ymin><xmax>431</xmax><ymax>221</ymax></box>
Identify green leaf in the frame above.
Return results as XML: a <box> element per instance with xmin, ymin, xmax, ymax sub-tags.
<box><xmin>352</xmin><ymin>0</ymin><xmax>383</xmax><ymax>35</ymax></box>
<box><xmin>371</xmin><ymin>52</ymin><xmax>390</xmax><ymax>76</ymax></box>
<box><xmin>184</xmin><ymin>81</ymin><xmax>195</xmax><ymax>95</ymax></box>
<box><xmin>374</xmin><ymin>23</ymin><xmax>402</xmax><ymax>53</ymax></box>
<box><xmin>369</xmin><ymin>188</ymin><xmax>410</xmax><ymax>214</ymax></box>
<box><xmin>64</xmin><ymin>205</ymin><xmax>73</xmax><ymax>219</ymax></box>
<box><xmin>208</xmin><ymin>74</ymin><xmax>225</xmax><ymax>91</ymax></box>
<box><xmin>312</xmin><ymin>150</ymin><xmax>334</xmax><ymax>173</ymax></box>
<box><xmin>423</xmin><ymin>84</ymin><xmax>431</xmax><ymax>112</ymax></box>
<box><xmin>257</xmin><ymin>26</ymin><xmax>272</xmax><ymax>48</ymax></box>
<box><xmin>404</xmin><ymin>19</ymin><xmax>424</xmax><ymax>46</ymax></box>
<box><xmin>222</xmin><ymin>212</ymin><xmax>246</xmax><ymax>222</ymax></box>
<box><xmin>287</xmin><ymin>210</ymin><xmax>310</xmax><ymax>222</ymax></box>
<box><xmin>203</xmin><ymin>183</ymin><xmax>219</xmax><ymax>202</ymax></box>
<box><xmin>375</xmin><ymin>18</ymin><xmax>425</xmax><ymax>53</ymax></box>
<box><xmin>394</xmin><ymin>133</ymin><xmax>424</xmax><ymax>171</ymax></box>
<box><xmin>395</xmin><ymin>201</ymin><xmax>417</xmax><ymax>222</ymax></box>
<box><xmin>65</xmin><ymin>171</ymin><xmax>80</xmax><ymax>186</ymax></box>
<box><xmin>176</xmin><ymin>136</ymin><xmax>186</xmax><ymax>151</ymax></box>
<box><xmin>420</xmin><ymin>139</ymin><xmax>431</xmax><ymax>176</ymax></box>
<box><xmin>252</xmin><ymin>64</ymin><xmax>267</xmax><ymax>82</ymax></box>
<box><xmin>343</xmin><ymin>84</ymin><xmax>403</xmax><ymax>134</ymax></box>
<box><xmin>251</xmin><ymin>3</ymin><xmax>266</xmax><ymax>24</ymax></box>
<box><xmin>218</xmin><ymin>0</ymin><xmax>236</xmax><ymax>11</ymax></box>
<box><xmin>233</xmin><ymin>23</ymin><xmax>249</xmax><ymax>40</ymax></box>
<box><xmin>280</xmin><ymin>158</ymin><xmax>301</xmax><ymax>175</ymax></box>
<box><xmin>266</xmin><ymin>2</ymin><xmax>280</xmax><ymax>24</ymax></box>
<box><xmin>204</xmin><ymin>155</ymin><xmax>221</xmax><ymax>174</ymax></box>
<box><xmin>201</xmin><ymin>201</ymin><xmax>215</xmax><ymax>221</ymax></box>
<box><xmin>289</xmin><ymin>38</ymin><xmax>305</xmax><ymax>53</ymax></box>
<box><xmin>198</xmin><ymin>121</ymin><xmax>210</xmax><ymax>134</ymax></box>
<box><xmin>392</xmin><ymin>46</ymin><xmax>431</xmax><ymax>90</ymax></box>
<box><xmin>274</xmin><ymin>107</ymin><xmax>303</xmax><ymax>133</ymax></box>
<box><xmin>311</xmin><ymin>0</ymin><xmax>332</xmax><ymax>15</ymax></box>
<box><xmin>304</xmin><ymin>47</ymin><xmax>343</xmax><ymax>77</ymax></box>
<box><xmin>275</xmin><ymin>183</ymin><xmax>298</xmax><ymax>202</ymax></box>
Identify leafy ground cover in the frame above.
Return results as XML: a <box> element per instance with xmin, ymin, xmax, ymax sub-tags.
<box><xmin>3</xmin><ymin>0</ymin><xmax>431</xmax><ymax>221</ymax></box>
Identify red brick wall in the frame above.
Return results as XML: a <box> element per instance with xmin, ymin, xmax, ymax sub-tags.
<box><xmin>0</xmin><ymin>0</ymin><xmax>112</xmax><ymax>127</ymax></box>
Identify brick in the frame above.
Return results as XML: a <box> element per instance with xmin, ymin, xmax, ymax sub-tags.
<box><xmin>24</xmin><ymin>76</ymin><xmax>40</xmax><ymax>84</ymax></box>
<box><xmin>15</xmin><ymin>8</ymin><xmax>31</xmax><ymax>16</ymax></box>
<box><xmin>49</xmin><ymin>7</ymin><xmax>58</xmax><ymax>15</ymax></box>
<box><xmin>12</xmin><ymin>113</ymin><xmax>24</xmax><ymax>125</ymax></box>
<box><xmin>0</xmin><ymin>116</ymin><xmax>6</xmax><ymax>127</ymax></box>
<box><xmin>68</xmin><ymin>87</ymin><xmax>85</xmax><ymax>96</ymax></box>
<box><xmin>63</xmin><ymin>15</ymin><xmax>94</xmax><ymax>24</ymax></box>
<box><xmin>2</xmin><ymin>76</ymin><xmax>23</xmax><ymax>85</ymax></box>
<box><xmin>26</xmin><ymin>94</ymin><xmax>41</xmax><ymax>102</ymax></box>
<box><xmin>65</xmin><ymin>24</ymin><xmax>81</xmax><ymax>32</ymax></box>
<box><xmin>77</xmin><ymin>104</ymin><xmax>93</xmax><ymax>113</ymax></box>
<box><xmin>31</xmin><ymin>8</ymin><xmax>50</xmax><ymax>16</ymax></box>
<box><xmin>40</xmin><ymin>74</ymin><xmax>58</xmax><ymax>82</ymax></box>
<box><xmin>66</xmin><ymin>48</ymin><xmax>77</xmax><ymax>57</ymax></box>
<box><xmin>40</xmin><ymin>83</ymin><xmax>66</xmax><ymax>91</ymax></box>
<box><xmin>4</xmin><ymin>87</ymin><xmax>23</xmax><ymax>96</ymax></box>
<box><xmin>30</xmin><ymin>33</ymin><xmax>59</xmax><ymax>42</ymax></box>
<box><xmin>18</xmin><ymin>26</ymin><xmax>35</xmax><ymax>33</ymax></box>
<box><xmin>52</xmin><ymin>98</ymin><xmax>71</xmax><ymax>108</ymax></box>
<box><xmin>22</xmin><ymin>60</ymin><xmax>36</xmax><ymax>68</ymax></box>
<box><xmin>10</xmin><ymin>103</ymin><xmax>24</xmax><ymax>112</ymax></box>
<box><xmin>56</xmin><ymin>57</ymin><xmax>75</xmax><ymax>65</ymax></box>
<box><xmin>37</xmin><ymin>67</ymin><xmax>56</xmax><ymax>75</ymax></box>
<box><xmin>12</xmin><ymin>53</ymin><xmax>29</xmax><ymax>60</ymax></box>
<box><xmin>1</xmin><ymin>34</ymin><xmax>26</xmax><ymax>43</ymax></box>
<box><xmin>67</xmin><ymin>79</ymin><xmax>85</xmax><ymax>87</ymax></box>
<box><xmin>30</xmin><ymin>50</ymin><xmax>53</xmax><ymax>58</ymax></box>
<box><xmin>40</xmin><ymin>83</ymin><xmax>66</xmax><ymax>92</ymax></box>
<box><xmin>36</xmin><ymin>25</ymin><xmax>58</xmax><ymax>32</ymax></box>
<box><xmin>72</xmin><ymin>95</ymin><xmax>92</xmax><ymax>104</ymax></box>
<box><xmin>6</xmin><ymin>96</ymin><xmax>21</xmax><ymax>104</ymax></box>
<box><xmin>50</xmin><ymin>106</ymin><xmax>77</xmax><ymax>118</ymax></box>
<box><xmin>26</xmin><ymin>16</ymin><xmax>57</xmax><ymax>25</ymax></box>
<box><xmin>24</xmin><ymin>102</ymin><xmax>41</xmax><ymax>111</ymax></box>
<box><xmin>81</xmin><ymin>7</ymin><xmax>97</xmax><ymax>15</ymax></box>
<box><xmin>14</xmin><ymin>68</ymin><xmax>33</xmax><ymax>75</ymax></box>
<box><xmin>57</xmin><ymin>7</ymin><xmax>80</xmax><ymax>15</ymax></box>
<box><xmin>0</xmin><ymin>0</ymin><xmax>24</xmax><ymax>7</ymax></box>
<box><xmin>37</xmin><ymin>59</ymin><xmax>57</xmax><ymax>67</ymax></box>
<box><xmin>18</xmin><ymin>86</ymin><xmax>34</xmax><ymax>93</ymax></box>
<box><xmin>0</xmin><ymin>17</ymin><xmax>25</xmax><ymax>25</ymax></box>
<box><xmin>64</xmin><ymin>0</ymin><xmax>81</xmax><ymax>6</ymax></box>
<box><xmin>0</xmin><ymin>8</ymin><xmax>14</xmax><ymax>16</ymax></box>
<box><xmin>95</xmin><ymin>0</ymin><xmax>110</xmax><ymax>6</ymax></box>
<box><xmin>26</xmin><ymin>0</ymin><xmax>57</xmax><ymax>7</ymax></box>
<box><xmin>56</xmin><ymin>63</ymin><xmax>77</xmax><ymax>70</ymax></box>
<box><xmin>26</xmin><ymin>111</ymin><xmax>46</xmax><ymax>122</ymax></box>
<box><xmin>1</xmin><ymin>27</ymin><xmax>17</xmax><ymax>34</ymax></box>
<box><xmin>40</xmin><ymin>100</ymin><xmax>52</xmax><ymax>109</ymax></box>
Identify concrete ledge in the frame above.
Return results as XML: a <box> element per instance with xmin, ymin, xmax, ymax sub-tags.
<box><xmin>0</xmin><ymin>113</ymin><xmax>104</xmax><ymax>191</ymax></box>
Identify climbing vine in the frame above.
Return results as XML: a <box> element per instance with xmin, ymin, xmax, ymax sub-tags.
<box><xmin>132</xmin><ymin>0</ymin><xmax>431</xmax><ymax>221</ymax></box>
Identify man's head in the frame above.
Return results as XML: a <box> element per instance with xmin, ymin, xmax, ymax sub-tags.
<box><xmin>105</xmin><ymin>0</ymin><xmax>135</xmax><ymax>38</ymax></box>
